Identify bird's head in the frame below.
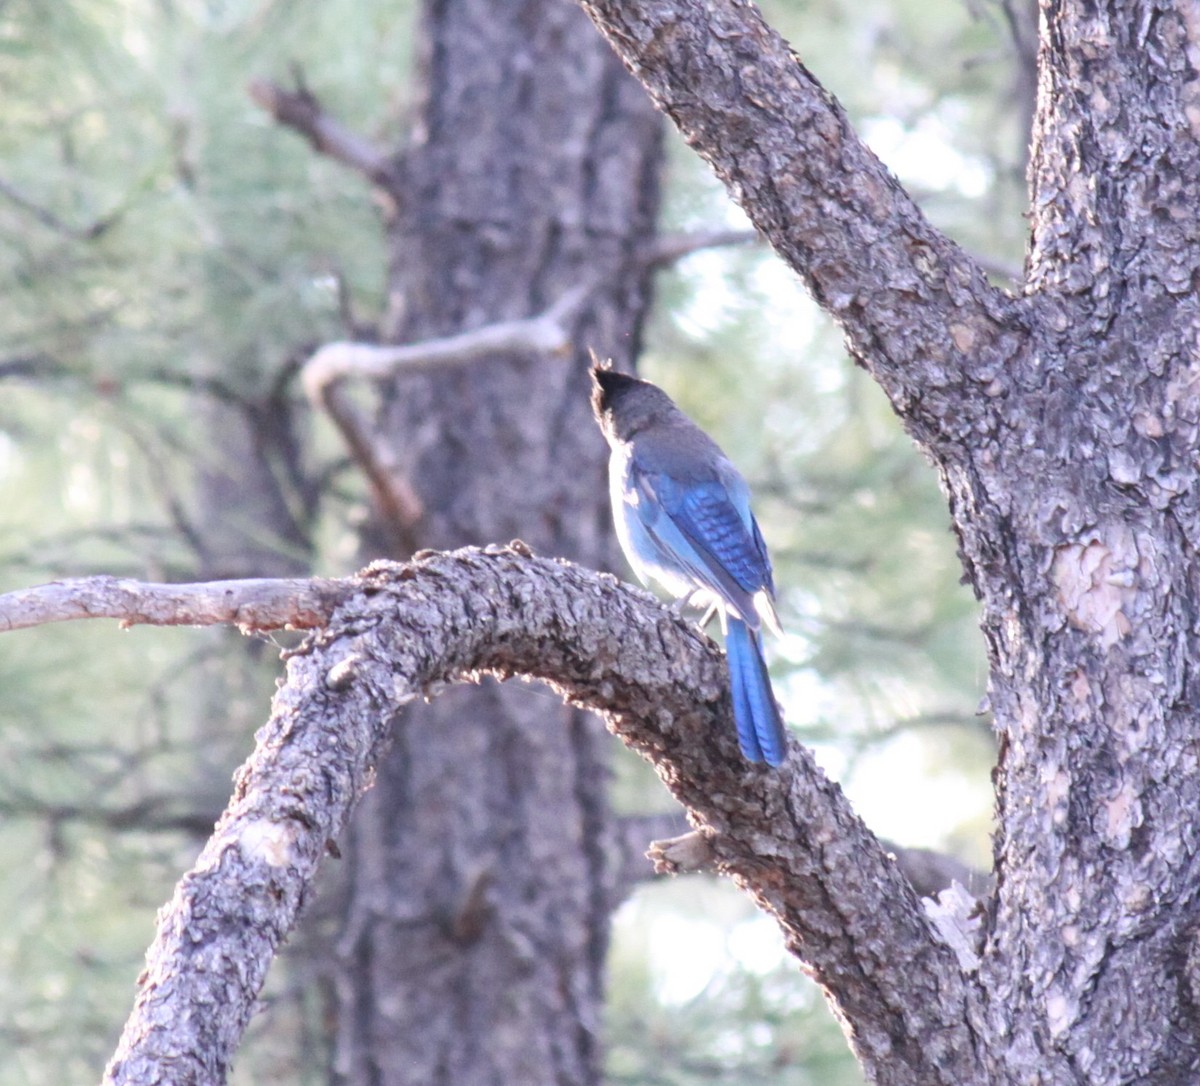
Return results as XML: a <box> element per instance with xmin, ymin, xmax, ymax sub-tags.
<box><xmin>590</xmin><ymin>365</ymin><xmax>678</xmax><ymax>443</ymax></box>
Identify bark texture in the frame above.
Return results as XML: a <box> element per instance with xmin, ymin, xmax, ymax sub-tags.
<box><xmin>102</xmin><ymin>549</ymin><xmax>973</xmax><ymax>1086</ymax></box>
<box><xmin>576</xmin><ymin>0</ymin><xmax>1200</xmax><ymax>1082</ymax></box>
<box><xmin>328</xmin><ymin>3</ymin><xmax>663</xmax><ymax>1085</ymax></box>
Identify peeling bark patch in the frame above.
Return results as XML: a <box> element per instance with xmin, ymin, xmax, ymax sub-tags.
<box><xmin>948</xmin><ymin>320</ymin><xmax>979</xmax><ymax>354</ymax></box>
<box><xmin>1045</xmin><ymin>986</ymin><xmax>1075</xmax><ymax>1039</ymax></box>
<box><xmin>1100</xmin><ymin>781</ymin><xmax>1140</xmax><ymax>850</ymax></box>
<box><xmin>1044</xmin><ymin>764</ymin><xmax>1071</xmax><ymax>827</ymax></box>
<box><xmin>1051</xmin><ymin>537</ymin><xmax>1136</xmax><ymax>647</ymax></box>
<box><xmin>239</xmin><ymin>820</ymin><xmax>297</xmax><ymax>867</ymax></box>
<box><xmin>1183</xmin><ymin>6</ymin><xmax>1200</xmax><ymax>136</ymax></box>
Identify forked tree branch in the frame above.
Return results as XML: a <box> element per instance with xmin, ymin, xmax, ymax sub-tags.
<box><xmin>576</xmin><ymin>0</ymin><xmax>1024</xmax><ymax>455</ymax></box>
<box><xmin>69</xmin><ymin>547</ymin><xmax>983</xmax><ymax>1086</ymax></box>
<box><xmin>300</xmin><ymin>285</ymin><xmax>592</xmax><ymax>547</ymax></box>
<box><xmin>0</xmin><ymin>573</ymin><xmax>985</xmax><ymax>900</ymax></box>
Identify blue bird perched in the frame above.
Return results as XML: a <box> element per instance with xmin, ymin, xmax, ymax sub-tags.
<box><xmin>590</xmin><ymin>365</ymin><xmax>787</xmax><ymax>767</ymax></box>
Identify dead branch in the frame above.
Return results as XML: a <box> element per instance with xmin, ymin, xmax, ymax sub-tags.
<box><xmin>300</xmin><ymin>283</ymin><xmax>593</xmax><ymax>546</ymax></box>
<box><xmin>300</xmin><ymin>282</ymin><xmax>591</xmax><ymax>403</ymax></box>
<box><xmin>0</xmin><ymin>575</ymin><xmax>349</xmax><ymax>633</ymax></box>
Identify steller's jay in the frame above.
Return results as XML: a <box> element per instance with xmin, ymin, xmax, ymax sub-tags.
<box><xmin>590</xmin><ymin>365</ymin><xmax>787</xmax><ymax>766</ymax></box>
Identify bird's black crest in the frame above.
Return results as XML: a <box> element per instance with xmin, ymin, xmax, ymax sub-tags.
<box><xmin>590</xmin><ymin>365</ymin><xmax>648</xmax><ymax>420</ymax></box>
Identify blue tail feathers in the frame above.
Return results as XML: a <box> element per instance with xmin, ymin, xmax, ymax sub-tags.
<box><xmin>725</xmin><ymin>617</ymin><xmax>787</xmax><ymax>767</ymax></box>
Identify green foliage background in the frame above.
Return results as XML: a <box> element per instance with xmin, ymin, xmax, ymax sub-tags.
<box><xmin>0</xmin><ymin>0</ymin><xmax>1027</xmax><ymax>1081</ymax></box>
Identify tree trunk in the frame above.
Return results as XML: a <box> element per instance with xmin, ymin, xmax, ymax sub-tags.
<box><xmin>975</xmin><ymin>3</ymin><xmax>1200</xmax><ymax>1079</ymax></box>
<box><xmin>329</xmin><ymin>2</ymin><xmax>662</xmax><ymax>1083</ymax></box>
<box><xmin>577</xmin><ymin>0</ymin><xmax>1200</xmax><ymax>1081</ymax></box>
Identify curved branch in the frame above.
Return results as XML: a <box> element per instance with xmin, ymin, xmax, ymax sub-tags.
<box><xmin>100</xmin><ymin>546</ymin><xmax>982</xmax><ymax>1086</ymax></box>
<box><xmin>576</xmin><ymin>0</ymin><xmax>1024</xmax><ymax>453</ymax></box>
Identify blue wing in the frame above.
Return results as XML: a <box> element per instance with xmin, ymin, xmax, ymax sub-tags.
<box><xmin>631</xmin><ymin>463</ymin><xmax>773</xmax><ymax>623</ymax></box>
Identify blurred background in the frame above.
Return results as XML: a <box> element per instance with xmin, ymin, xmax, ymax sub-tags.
<box><xmin>0</xmin><ymin>1</ymin><xmax>1030</xmax><ymax>1082</ymax></box>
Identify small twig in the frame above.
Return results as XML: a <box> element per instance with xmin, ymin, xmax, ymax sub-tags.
<box><xmin>248</xmin><ymin>77</ymin><xmax>402</xmax><ymax>194</ymax></box>
<box><xmin>0</xmin><ymin>575</ymin><xmax>350</xmax><ymax>633</ymax></box>
<box><xmin>0</xmin><ymin>175</ymin><xmax>120</xmax><ymax>241</ymax></box>
<box><xmin>641</xmin><ymin>228</ymin><xmax>760</xmax><ymax>268</ymax></box>
<box><xmin>611</xmin><ymin>811</ymin><xmax>692</xmax><ymax>900</ymax></box>
<box><xmin>648</xmin><ymin>829</ymin><xmax>716</xmax><ymax>874</ymax></box>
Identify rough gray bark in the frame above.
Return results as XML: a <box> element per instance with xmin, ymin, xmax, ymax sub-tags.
<box><xmin>577</xmin><ymin>0</ymin><xmax>1200</xmax><ymax>1082</ymax></box>
<box><xmin>99</xmin><ymin>548</ymin><xmax>975</xmax><ymax>1086</ymax></box>
<box><xmin>325</xmin><ymin>3</ymin><xmax>664</xmax><ymax>1085</ymax></box>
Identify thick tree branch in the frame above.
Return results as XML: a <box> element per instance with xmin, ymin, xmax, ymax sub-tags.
<box><xmin>92</xmin><ymin>547</ymin><xmax>982</xmax><ymax>1086</ymax></box>
<box><xmin>576</xmin><ymin>0</ymin><xmax>1025</xmax><ymax>454</ymax></box>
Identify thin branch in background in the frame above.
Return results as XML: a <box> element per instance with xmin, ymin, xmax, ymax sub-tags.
<box><xmin>640</xmin><ymin>228</ymin><xmax>760</xmax><ymax>269</ymax></box>
<box><xmin>0</xmin><ymin>793</ymin><xmax>217</xmax><ymax>838</ymax></box>
<box><xmin>300</xmin><ymin>282</ymin><xmax>592</xmax><ymax>399</ymax></box>
<box><xmin>0</xmin><ymin>354</ymin><xmax>68</xmax><ymax>381</ymax></box>
<box><xmin>0</xmin><ymin>175</ymin><xmax>121</xmax><ymax>241</ymax></box>
<box><xmin>301</xmin><ymin>282</ymin><xmax>595</xmax><ymax>547</ymax></box>
<box><xmin>997</xmin><ymin>0</ymin><xmax>1040</xmax><ymax>171</ymax></box>
<box><xmin>106</xmin><ymin>411</ymin><xmax>213</xmax><ymax>572</ymax></box>
<box><xmin>248</xmin><ymin>73</ymin><xmax>404</xmax><ymax>196</ymax></box>
<box><xmin>131</xmin><ymin>367</ymin><xmax>250</xmax><ymax>407</ymax></box>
